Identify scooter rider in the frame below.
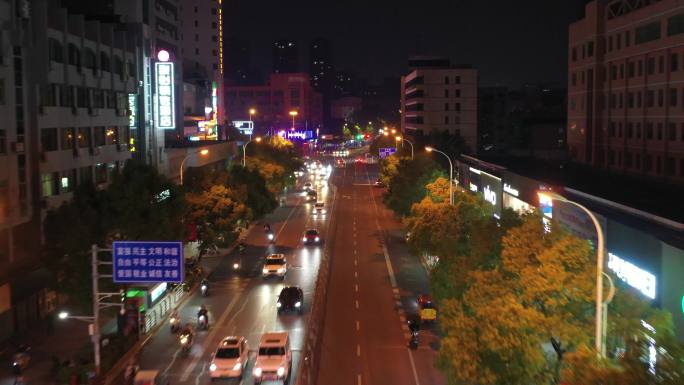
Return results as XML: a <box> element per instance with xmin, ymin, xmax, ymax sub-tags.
<box><xmin>263</xmin><ymin>223</ymin><xmax>271</xmax><ymax>232</ymax></box>
<box><xmin>197</xmin><ymin>305</ymin><xmax>209</xmax><ymax>328</ymax></box>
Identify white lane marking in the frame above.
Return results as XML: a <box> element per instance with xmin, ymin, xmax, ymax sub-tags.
<box><xmin>356</xmin><ymin>320</ymin><xmax>360</xmax><ymax>331</ymax></box>
<box><xmin>354</xmin><ymin>259</ymin><xmax>357</xmax><ymax>266</ymax></box>
<box><xmin>354</xmin><ymin>271</ymin><xmax>358</xmax><ymax>279</ymax></box>
<box><xmin>275</xmin><ymin>196</ymin><xmax>301</xmax><ymax>239</ymax></box>
<box><xmin>354</xmin><ymin>284</ymin><xmax>358</xmax><ymax>292</ymax></box>
<box><xmin>357</xmin><ymin>374</ymin><xmax>362</xmax><ymax>385</ymax></box>
<box><xmin>195</xmin><ymin>362</ymin><xmax>208</xmax><ymax>385</ymax></box>
<box><xmin>355</xmin><ymin>300</ymin><xmax>359</xmax><ymax>309</ymax></box>
<box><xmin>179</xmin><ymin>293</ymin><xmax>243</xmax><ymax>381</ymax></box>
<box><xmin>380</xmin><ymin>243</ymin><xmax>398</xmax><ymax>288</ymax></box>
<box><xmin>357</xmin><ymin>344</ymin><xmax>361</xmax><ymax>357</ymax></box>
<box><xmin>407</xmin><ymin>349</ymin><xmax>421</xmax><ymax>385</ymax></box>
<box><xmin>162</xmin><ymin>348</ymin><xmax>181</xmax><ymax>376</ymax></box>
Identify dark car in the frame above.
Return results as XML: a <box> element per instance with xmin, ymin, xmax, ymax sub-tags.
<box><xmin>302</xmin><ymin>229</ymin><xmax>321</xmax><ymax>245</ymax></box>
<box><xmin>373</xmin><ymin>179</ymin><xmax>385</xmax><ymax>188</ymax></box>
<box><xmin>277</xmin><ymin>286</ymin><xmax>304</xmax><ymax>315</ymax></box>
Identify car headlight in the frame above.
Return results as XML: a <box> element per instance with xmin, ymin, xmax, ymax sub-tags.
<box><xmin>322</xmin><ymin>209</ymin><xmax>326</xmax><ymax>213</ymax></box>
<box><xmin>210</xmin><ymin>363</ymin><xmax>217</xmax><ymax>372</ymax></box>
<box><xmin>277</xmin><ymin>302</ymin><xmax>282</xmax><ymax>307</ymax></box>
<box><xmin>277</xmin><ymin>267</ymin><xmax>285</xmax><ymax>274</ymax></box>
<box><xmin>262</xmin><ymin>268</ymin><xmax>269</xmax><ymax>274</ymax></box>
<box><xmin>315</xmin><ymin>237</ymin><xmax>320</xmax><ymax>242</ymax></box>
<box><xmin>180</xmin><ymin>336</ymin><xmax>188</xmax><ymax>344</ymax></box>
<box><xmin>254</xmin><ymin>367</ymin><xmax>262</xmax><ymax>377</ymax></box>
<box><xmin>303</xmin><ymin>237</ymin><xmax>307</xmax><ymax>242</ymax></box>
<box><xmin>233</xmin><ymin>362</ymin><xmax>242</xmax><ymax>371</ymax></box>
<box><xmin>277</xmin><ymin>367</ymin><xmax>285</xmax><ymax>377</ymax></box>
<box><xmin>295</xmin><ymin>301</ymin><xmax>301</xmax><ymax>308</ymax></box>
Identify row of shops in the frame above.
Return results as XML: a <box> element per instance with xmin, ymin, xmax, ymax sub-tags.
<box><xmin>456</xmin><ymin>155</ymin><xmax>684</xmax><ymax>341</ymax></box>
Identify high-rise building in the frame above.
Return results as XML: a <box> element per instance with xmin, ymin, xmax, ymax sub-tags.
<box><xmin>309</xmin><ymin>38</ymin><xmax>334</xmax><ymax>91</ymax></box>
<box><xmin>224</xmin><ymin>36</ymin><xmax>261</xmax><ymax>85</ymax></box>
<box><xmin>568</xmin><ymin>0</ymin><xmax>684</xmax><ymax>182</ymax></box>
<box><xmin>400</xmin><ymin>60</ymin><xmax>478</xmax><ymax>153</ymax></box>
<box><xmin>180</xmin><ymin>0</ymin><xmax>224</xmax><ymax>141</ymax></box>
<box><xmin>273</xmin><ymin>40</ymin><xmax>299</xmax><ymax>74</ymax></box>
<box><xmin>0</xmin><ymin>0</ymin><xmax>139</xmax><ymax>339</ymax></box>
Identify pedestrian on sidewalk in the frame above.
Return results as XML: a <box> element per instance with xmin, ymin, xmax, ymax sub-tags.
<box><xmin>124</xmin><ymin>359</ymin><xmax>139</xmax><ymax>385</ymax></box>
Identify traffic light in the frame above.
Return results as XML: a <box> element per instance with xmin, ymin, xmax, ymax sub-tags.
<box><xmin>363</xmin><ymin>134</ymin><xmax>370</xmax><ymax>140</ymax></box>
<box><xmin>356</xmin><ymin>134</ymin><xmax>363</xmax><ymax>140</ymax></box>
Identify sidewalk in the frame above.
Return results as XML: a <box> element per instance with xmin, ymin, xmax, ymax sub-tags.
<box><xmin>0</xmin><ymin>243</ymin><xmax>234</xmax><ymax>385</ymax></box>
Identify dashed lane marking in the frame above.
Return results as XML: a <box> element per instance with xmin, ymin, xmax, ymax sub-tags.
<box><xmin>356</xmin><ymin>321</ymin><xmax>360</xmax><ymax>331</ymax></box>
<box><xmin>357</xmin><ymin>374</ymin><xmax>362</xmax><ymax>385</ymax></box>
<box><xmin>355</xmin><ymin>284</ymin><xmax>358</xmax><ymax>292</ymax></box>
<box><xmin>357</xmin><ymin>344</ymin><xmax>361</xmax><ymax>357</ymax></box>
<box><xmin>355</xmin><ymin>300</ymin><xmax>359</xmax><ymax>309</ymax></box>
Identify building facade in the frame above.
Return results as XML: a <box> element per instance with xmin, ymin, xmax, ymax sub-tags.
<box><xmin>0</xmin><ymin>0</ymin><xmax>138</xmax><ymax>340</ymax></box>
<box><xmin>180</xmin><ymin>0</ymin><xmax>224</xmax><ymax>141</ymax></box>
<box><xmin>225</xmin><ymin>73</ymin><xmax>322</xmax><ymax>134</ymax></box>
<box><xmin>568</xmin><ymin>0</ymin><xmax>684</xmax><ymax>182</ymax></box>
<box><xmin>400</xmin><ymin>66</ymin><xmax>478</xmax><ymax>153</ymax></box>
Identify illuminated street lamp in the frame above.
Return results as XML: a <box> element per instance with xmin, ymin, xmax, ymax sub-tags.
<box><xmin>289</xmin><ymin>111</ymin><xmax>298</xmax><ymax>130</ymax></box>
<box><xmin>243</xmin><ymin>137</ymin><xmax>262</xmax><ymax>167</ymax></box>
<box><xmin>425</xmin><ymin>146</ymin><xmax>453</xmax><ymax>205</ymax></box>
<box><xmin>180</xmin><ymin>148</ymin><xmax>209</xmax><ymax>185</ymax></box>
<box><xmin>536</xmin><ymin>191</ymin><xmax>612</xmax><ymax>358</ymax></box>
<box><xmin>395</xmin><ymin>136</ymin><xmax>414</xmax><ymax>159</ymax></box>
<box><xmin>249</xmin><ymin>108</ymin><xmax>256</xmax><ymax>139</ymax></box>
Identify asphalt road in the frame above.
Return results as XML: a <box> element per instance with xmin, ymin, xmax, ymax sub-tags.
<box><xmin>317</xmin><ymin>161</ymin><xmax>445</xmax><ymax>385</ymax></box>
<box><xmin>136</xmin><ymin>167</ymin><xmax>336</xmax><ymax>384</ymax></box>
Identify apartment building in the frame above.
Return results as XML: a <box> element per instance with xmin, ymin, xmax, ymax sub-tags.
<box><xmin>0</xmin><ymin>0</ymin><xmax>138</xmax><ymax>339</ymax></box>
<box><xmin>568</xmin><ymin>0</ymin><xmax>684</xmax><ymax>182</ymax></box>
<box><xmin>400</xmin><ymin>62</ymin><xmax>478</xmax><ymax>153</ymax></box>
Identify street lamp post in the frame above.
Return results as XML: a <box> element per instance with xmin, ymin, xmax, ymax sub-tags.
<box><xmin>537</xmin><ymin>192</ymin><xmax>609</xmax><ymax>357</ymax></box>
<box><xmin>249</xmin><ymin>108</ymin><xmax>256</xmax><ymax>140</ymax></box>
<box><xmin>425</xmin><ymin>147</ymin><xmax>453</xmax><ymax>205</ymax></box>
<box><xmin>179</xmin><ymin>148</ymin><xmax>209</xmax><ymax>185</ymax></box>
<box><xmin>395</xmin><ymin>136</ymin><xmax>414</xmax><ymax>159</ymax></box>
<box><xmin>242</xmin><ymin>137</ymin><xmax>262</xmax><ymax>167</ymax></box>
<box><xmin>289</xmin><ymin>111</ymin><xmax>298</xmax><ymax>130</ymax></box>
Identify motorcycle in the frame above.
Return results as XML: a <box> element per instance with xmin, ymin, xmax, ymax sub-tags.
<box><xmin>232</xmin><ymin>260</ymin><xmax>241</xmax><ymax>270</ymax></box>
<box><xmin>200</xmin><ymin>281</ymin><xmax>209</xmax><ymax>297</ymax></box>
<box><xmin>12</xmin><ymin>345</ymin><xmax>30</xmax><ymax>371</ymax></box>
<box><xmin>179</xmin><ymin>332</ymin><xmax>193</xmax><ymax>355</ymax></box>
<box><xmin>408</xmin><ymin>320</ymin><xmax>419</xmax><ymax>350</ymax></box>
<box><xmin>266</xmin><ymin>231</ymin><xmax>275</xmax><ymax>243</ymax></box>
<box><xmin>197</xmin><ymin>314</ymin><xmax>208</xmax><ymax>331</ymax></box>
<box><xmin>169</xmin><ymin>314</ymin><xmax>180</xmax><ymax>333</ymax></box>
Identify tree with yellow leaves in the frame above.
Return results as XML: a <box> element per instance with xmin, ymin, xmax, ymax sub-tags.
<box><xmin>186</xmin><ymin>184</ymin><xmax>250</xmax><ymax>251</ymax></box>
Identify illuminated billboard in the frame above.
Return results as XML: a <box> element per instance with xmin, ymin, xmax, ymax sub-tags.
<box><xmin>278</xmin><ymin>130</ymin><xmax>314</xmax><ymax>140</ymax></box>
<box><xmin>155</xmin><ymin>62</ymin><xmax>175</xmax><ymax>130</ymax></box>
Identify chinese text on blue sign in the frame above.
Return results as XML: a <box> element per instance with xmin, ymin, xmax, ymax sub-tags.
<box><xmin>113</xmin><ymin>241</ymin><xmax>184</xmax><ymax>283</ymax></box>
<box><xmin>378</xmin><ymin>147</ymin><xmax>397</xmax><ymax>159</ymax></box>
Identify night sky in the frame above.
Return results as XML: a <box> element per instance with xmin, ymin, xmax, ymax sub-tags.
<box><xmin>224</xmin><ymin>0</ymin><xmax>590</xmax><ymax>87</ymax></box>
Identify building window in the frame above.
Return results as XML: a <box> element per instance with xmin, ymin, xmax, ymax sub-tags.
<box><xmin>659</xmin><ymin>56</ymin><xmax>665</xmax><ymax>73</ymax></box>
<box><xmin>444</xmin><ymin>116</ymin><xmax>449</xmax><ymax>124</ymax></box>
<box><xmin>60</xmin><ymin>169</ymin><xmax>76</xmax><ymax>193</ymax></box>
<box><xmin>610</xmin><ymin>65</ymin><xmax>617</xmax><ymax>80</ymax></box>
<box><xmin>626</xmin><ymin>123</ymin><xmax>633</xmax><ymax>138</ymax></box>
<box><xmin>211</xmin><ymin>7</ymin><xmax>217</xmax><ymax>15</ymax></box>
<box><xmin>635</xmin><ymin>21</ymin><xmax>661</xmax><ymax>44</ymax></box>
<box><xmin>48</xmin><ymin>39</ymin><xmax>63</xmax><ymax>63</ymax></box>
<box><xmin>656</xmin><ymin>156</ymin><xmax>662</xmax><ymax>174</ymax></box>
<box><xmin>79</xmin><ymin>166</ymin><xmax>92</xmax><ymax>185</ymax></box>
<box><xmin>644</xmin><ymin>154</ymin><xmax>652</xmax><ymax>171</ymax></box>
<box><xmin>113</xmin><ymin>56</ymin><xmax>123</xmax><ymax>75</ymax></box>
<box><xmin>637</xmin><ymin>91</ymin><xmax>642</xmax><ymax>108</ymax></box>
<box><xmin>455</xmin><ymin>76</ymin><xmax>460</xmax><ymax>84</ymax></box>
<box><xmin>638</xmin><ymin>60</ymin><xmax>643</xmax><ymax>76</ymax></box>
<box><xmin>657</xmin><ymin>123</ymin><xmax>663</xmax><ymax>140</ymax></box>
<box><xmin>670</xmin><ymin>88</ymin><xmax>678</xmax><ymax>107</ymax></box>
<box><xmin>455</xmin><ymin>103</ymin><xmax>461</xmax><ymax>111</ymax></box>
<box><xmin>194</xmin><ymin>20</ymin><xmax>198</xmax><ymax>27</ymax></box>
<box><xmin>211</xmin><ymin>22</ymin><xmax>217</xmax><ymax>29</ymax></box>
<box><xmin>636</xmin><ymin>123</ymin><xmax>642</xmax><ymax>138</ymax></box>
<box><xmin>61</xmin><ymin>128</ymin><xmax>75</xmax><ymax>150</ymax></box>
<box><xmin>625</xmin><ymin>30</ymin><xmax>631</xmax><ymax>47</ymax></box>
<box><xmin>195</xmin><ymin>48</ymin><xmax>199</xmax><ymax>55</ymax></box>
<box><xmin>84</xmin><ymin>48</ymin><xmax>96</xmax><ymax>72</ymax></box>
<box><xmin>444</xmin><ymin>76</ymin><xmax>449</xmax><ymax>84</ymax></box>
<box><xmin>628</xmin><ymin>92</ymin><xmax>634</xmax><ymax>108</ymax></box>
<box><xmin>106</xmin><ymin>127</ymin><xmax>118</xmax><ymax>145</ymax></box>
<box><xmin>620</xmin><ymin>64</ymin><xmax>624</xmax><ymax>79</ymax></box>
<box><xmin>41</xmin><ymin>172</ymin><xmax>59</xmax><ymax>197</ymax></box>
<box><xmin>0</xmin><ymin>129</ymin><xmax>5</xmax><ymax>154</ymax></box>
<box><xmin>668</xmin><ymin>123</ymin><xmax>677</xmax><ymax>140</ymax></box>
<box><xmin>681</xmin><ymin>123</ymin><xmax>684</xmax><ymax>141</ymax></box>
<box><xmin>608</xmin><ymin>36</ymin><xmax>613</xmax><ymax>51</ymax></box>
<box><xmin>211</xmin><ymin>35</ymin><xmax>218</xmax><ymax>42</ymax></box>
<box><xmin>68</xmin><ymin>44</ymin><xmax>80</xmax><ymax>67</ymax></box>
<box><xmin>212</xmin><ymin>49</ymin><xmax>217</xmax><ymax>57</ymax></box>
<box><xmin>41</xmin><ymin>128</ymin><xmax>58</xmax><ymax>151</ymax></box>
<box><xmin>95</xmin><ymin>163</ymin><xmax>108</xmax><ymax>184</ymax></box>
<box><xmin>667</xmin><ymin>13</ymin><xmax>684</xmax><ymax>36</ymax></box>
<box><xmin>616</xmin><ymin>33</ymin><xmax>622</xmax><ymax>50</ymax></box>
<box><xmin>608</xmin><ymin>150</ymin><xmax>615</xmax><ymax>165</ymax></box>
<box><xmin>444</xmin><ymin>103</ymin><xmax>449</xmax><ymax>111</ymax></box>
<box><xmin>444</xmin><ymin>89</ymin><xmax>449</xmax><ymax>98</ymax></box>
<box><xmin>77</xmin><ymin>127</ymin><xmax>90</xmax><ymax>148</ymax></box>
<box><xmin>93</xmin><ymin>126</ymin><xmax>106</xmax><ymax>146</ymax></box>
<box><xmin>646</xmin><ymin>123</ymin><xmax>654</xmax><ymax>139</ymax></box>
<box><xmin>647</xmin><ymin>57</ymin><xmax>655</xmax><ymax>75</ymax></box>
<box><xmin>571</xmin><ymin>73</ymin><xmax>577</xmax><ymax>86</ymax></box>
<box><xmin>609</xmin><ymin>123</ymin><xmax>616</xmax><ymax>137</ymax></box>
<box><xmin>672</xmin><ymin>53</ymin><xmax>679</xmax><ymax>72</ymax></box>
<box><xmin>647</xmin><ymin>90</ymin><xmax>654</xmax><ymax>107</ymax></box>
<box><xmin>628</xmin><ymin>62</ymin><xmax>635</xmax><ymax>78</ymax></box>
<box><xmin>625</xmin><ymin>152</ymin><xmax>633</xmax><ymax>168</ymax></box>
<box><xmin>587</xmin><ymin>41</ymin><xmax>594</xmax><ymax>57</ymax></box>
<box><xmin>100</xmin><ymin>52</ymin><xmax>110</xmax><ymax>72</ymax></box>
<box><xmin>572</xmin><ymin>47</ymin><xmax>577</xmax><ymax>62</ymax></box>
<box><xmin>455</xmin><ymin>89</ymin><xmax>461</xmax><ymax>97</ymax></box>
<box><xmin>194</xmin><ymin>6</ymin><xmax>197</xmax><ymax>12</ymax></box>
<box><xmin>658</xmin><ymin>89</ymin><xmax>664</xmax><ymax>107</ymax></box>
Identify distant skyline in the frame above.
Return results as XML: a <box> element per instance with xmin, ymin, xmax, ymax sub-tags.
<box><xmin>223</xmin><ymin>0</ymin><xmax>589</xmax><ymax>87</ymax></box>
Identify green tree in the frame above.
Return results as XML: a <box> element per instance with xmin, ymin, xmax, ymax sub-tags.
<box><xmin>228</xmin><ymin>165</ymin><xmax>277</xmax><ymax>219</ymax></box>
<box><xmin>378</xmin><ymin>154</ymin><xmax>400</xmax><ymax>186</ymax></box>
<box><xmin>383</xmin><ymin>156</ymin><xmax>443</xmax><ymax>216</ymax></box>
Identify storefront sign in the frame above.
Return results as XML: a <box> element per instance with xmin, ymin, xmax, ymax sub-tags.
<box><xmin>503</xmin><ymin>183</ymin><xmax>519</xmax><ymax>197</ymax></box>
<box><xmin>607</xmin><ymin>252</ymin><xmax>657</xmax><ymax>299</ymax></box>
<box><xmin>155</xmin><ymin>62</ymin><xmax>175</xmax><ymax>129</ymax></box>
<box><xmin>483</xmin><ymin>185</ymin><xmax>497</xmax><ymax>206</ymax></box>
<box><xmin>278</xmin><ymin>130</ymin><xmax>313</xmax><ymax>140</ymax></box>
<box><xmin>128</xmin><ymin>94</ymin><xmax>137</xmax><ymax>128</ymax></box>
<box><xmin>149</xmin><ymin>282</ymin><xmax>168</xmax><ymax>303</ymax></box>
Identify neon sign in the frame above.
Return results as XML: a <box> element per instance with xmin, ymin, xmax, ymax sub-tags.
<box><xmin>155</xmin><ymin>62</ymin><xmax>175</xmax><ymax>129</ymax></box>
<box><xmin>128</xmin><ymin>94</ymin><xmax>137</xmax><ymax>128</ymax></box>
<box><xmin>503</xmin><ymin>183</ymin><xmax>519</xmax><ymax>197</ymax></box>
<box><xmin>278</xmin><ymin>130</ymin><xmax>313</xmax><ymax>140</ymax></box>
<box><xmin>607</xmin><ymin>252</ymin><xmax>656</xmax><ymax>299</ymax></box>
<box><xmin>483</xmin><ymin>185</ymin><xmax>497</xmax><ymax>206</ymax></box>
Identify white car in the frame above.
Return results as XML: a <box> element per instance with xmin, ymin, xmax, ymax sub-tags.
<box><xmin>262</xmin><ymin>254</ymin><xmax>287</xmax><ymax>279</ymax></box>
<box><xmin>312</xmin><ymin>202</ymin><xmax>326</xmax><ymax>217</ymax></box>
<box><xmin>209</xmin><ymin>336</ymin><xmax>249</xmax><ymax>379</ymax></box>
<box><xmin>253</xmin><ymin>332</ymin><xmax>292</xmax><ymax>384</ymax></box>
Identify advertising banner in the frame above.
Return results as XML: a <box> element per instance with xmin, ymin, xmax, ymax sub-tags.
<box><xmin>113</xmin><ymin>241</ymin><xmax>184</xmax><ymax>283</ymax></box>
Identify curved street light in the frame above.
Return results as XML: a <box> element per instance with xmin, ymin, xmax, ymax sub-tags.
<box><xmin>180</xmin><ymin>148</ymin><xmax>209</xmax><ymax>185</ymax></box>
<box><xmin>243</xmin><ymin>137</ymin><xmax>262</xmax><ymax>167</ymax></box>
<box><xmin>395</xmin><ymin>136</ymin><xmax>414</xmax><ymax>159</ymax></box>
